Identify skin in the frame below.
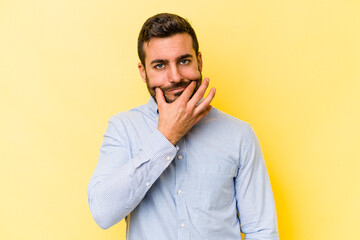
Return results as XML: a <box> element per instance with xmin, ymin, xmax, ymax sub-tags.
<box><xmin>138</xmin><ymin>33</ymin><xmax>216</xmax><ymax>145</ymax></box>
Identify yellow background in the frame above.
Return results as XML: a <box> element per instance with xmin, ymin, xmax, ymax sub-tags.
<box><xmin>1</xmin><ymin>0</ymin><xmax>359</xmax><ymax>239</ymax></box>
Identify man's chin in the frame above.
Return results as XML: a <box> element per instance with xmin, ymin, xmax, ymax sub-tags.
<box><xmin>164</xmin><ymin>95</ymin><xmax>179</xmax><ymax>103</ymax></box>
<box><xmin>156</xmin><ymin>88</ymin><xmax>198</xmax><ymax>104</ymax></box>
<box><xmin>151</xmin><ymin>93</ymin><xmax>178</xmax><ymax>104</ymax></box>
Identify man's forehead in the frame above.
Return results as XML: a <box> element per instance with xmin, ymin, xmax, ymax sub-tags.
<box><xmin>143</xmin><ymin>33</ymin><xmax>196</xmax><ymax>61</ymax></box>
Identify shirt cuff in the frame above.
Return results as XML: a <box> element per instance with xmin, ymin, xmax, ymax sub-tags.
<box><xmin>132</xmin><ymin>128</ymin><xmax>179</xmax><ymax>169</ymax></box>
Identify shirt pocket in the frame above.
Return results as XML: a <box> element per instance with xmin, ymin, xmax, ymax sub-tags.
<box><xmin>195</xmin><ymin>163</ymin><xmax>238</xmax><ymax>210</ymax></box>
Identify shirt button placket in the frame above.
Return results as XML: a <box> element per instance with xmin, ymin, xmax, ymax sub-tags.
<box><xmin>175</xmin><ymin>140</ymin><xmax>189</xmax><ymax>240</ymax></box>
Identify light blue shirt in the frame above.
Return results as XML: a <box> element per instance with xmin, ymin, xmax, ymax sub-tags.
<box><xmin>87</xmin><ymin>98</ymin><xmax>278</xmax><ymax>240</ymax></box>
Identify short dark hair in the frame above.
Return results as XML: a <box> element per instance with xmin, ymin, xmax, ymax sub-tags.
<box><xmin>137</xmin><ymin>13</ymin><xmax>199</xmax><ymax>67</ymax></box>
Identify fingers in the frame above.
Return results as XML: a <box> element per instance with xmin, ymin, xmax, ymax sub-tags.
<box><xmin>157</xmin><ymin>77</ymin><xmax>215</xmax><ymax>117</ymax></box>
<box><xmin>194</xmin><ymin>87</ymin><xmax>216</xmax><ymax>116</ymax></box>
<box><xmin>155</xmin><ymin>88</ymin><xmax>166</xmax><ymax>106</ymax></box>
<box><xmin>194</xmin><ymin>105</ymin><xmax>212</xmax><ymax>123</ymax></box>
<box><xmin>178</xmin><ymin>81</ymin><xmax>197</xmax><ymax>101</ymax></box>
<box><xmin>188</xmin><ymin>77</ymin><xmax>210</xmax><ymax>108</ymax></box>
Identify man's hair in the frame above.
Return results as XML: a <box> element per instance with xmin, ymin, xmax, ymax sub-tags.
<box><xmin>137</xmin><ymin>13</ymin><xmax>199</xmax><ymax>67</ymax></box>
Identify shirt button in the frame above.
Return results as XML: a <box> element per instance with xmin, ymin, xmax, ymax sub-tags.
<box><xmin>178</xmin><ymin>155</ymin><xmax>183</xmax><ymax>160</ymax></box>
<box><xmin>166</xmin><ymin>156</ymin><xmax>171</xmax><ymax>161</ymax></box>
<box><xmin>180</xmin><ymin>223</ymin><xmax>185</xmax><ymax>228</ymax></box>
<box><xmin>145</xmin><ymin>182</ymin><xmax>150</xmax><ymax>187</ymax></box>
<box><xmin>177</xmin><ymin>189</ymin><xmax>182</xmax><ymax>195</ymax></box>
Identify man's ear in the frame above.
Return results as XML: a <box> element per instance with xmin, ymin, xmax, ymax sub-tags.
<box><xmin>197</xmin><ymin>52</ymin><xmax>203</xmax><ymax>72</ymax></box>
<box><xmin>138</xmin><ymin>62</ymin><xmax>146</xmax><ymax>82</ymax></box>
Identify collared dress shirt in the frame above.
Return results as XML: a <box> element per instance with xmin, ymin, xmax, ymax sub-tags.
<box><xmin>87</xmin><ymin>97</ymin><xmax>279</xmax><ymax>240</ymax></box>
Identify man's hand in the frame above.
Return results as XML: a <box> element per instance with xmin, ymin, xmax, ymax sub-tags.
<box><xmin>156</xmin><ymin>78</ymin><xmax>216</xmax><ymax>145</ymax></box>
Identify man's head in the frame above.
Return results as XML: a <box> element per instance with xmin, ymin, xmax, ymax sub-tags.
<box><xmin>137</xmin><ymin>13</ymin><xmax>203</xmax><ymax>103</ymax></box>
<box><xmin>138</xmin><ymin>13</ymin><xmax>199</xmax><ymax>67</ymax></box>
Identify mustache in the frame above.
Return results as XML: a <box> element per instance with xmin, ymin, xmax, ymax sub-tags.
<box><xmin>158</xmin><ymin>81</ymin><xmax>194</xmax><ymax>92</ymax></box>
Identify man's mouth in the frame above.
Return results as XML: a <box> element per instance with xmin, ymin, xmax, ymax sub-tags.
<box><xmin>162</xmin><ymin>81</ymin><xmax>192</xmax><ymax>95</ymax></box>
<box><xmin>166</xmin><ymin>87</ymin><xmax>186</xmax><ymax>94</ymax></box>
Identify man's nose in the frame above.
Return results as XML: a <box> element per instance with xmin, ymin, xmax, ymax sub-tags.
<box><xmin>168</xmin><ymin>64</ymin><xmax>182</xmax><ymax>83</ymax></box>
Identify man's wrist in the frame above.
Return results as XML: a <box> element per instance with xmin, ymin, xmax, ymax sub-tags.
<box><xmin>157</xmin><ymin>127</ymin><xmax>178</xmax><ymax>146</ymax></box>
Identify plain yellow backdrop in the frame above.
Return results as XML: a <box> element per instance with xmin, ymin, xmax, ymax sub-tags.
<box><xmin>1</xmin><ymin>0</ymin><xmax>359</xmax><ymax>239</ymax></box>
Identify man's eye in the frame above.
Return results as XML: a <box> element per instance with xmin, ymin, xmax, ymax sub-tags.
<box><xmin>155</xmin><ymin>64</ymin><xmax>165</xmax><ymax>69</ymax></box>
<box><xmin>179</xmin><ymin>59</ymin><xmax>190</xmax><ymax>65</ymax></box>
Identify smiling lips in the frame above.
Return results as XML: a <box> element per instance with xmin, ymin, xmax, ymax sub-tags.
<box><xmin>166</xmin><ymin>87</ymin><xmax>186</xmax><ymax>94</ymax></box>
<box><xmin>163</xmin><ymin>81</ymin><xmax>193</xmax><ymax>95</ymax></box>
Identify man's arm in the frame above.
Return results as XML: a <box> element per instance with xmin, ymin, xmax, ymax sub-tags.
<box><xmin>87</xmin><ymin>120</ymin><xmax>178</xmax><ymax>229</ymax></box>
<box><xmin>87</xmin><ymin>78</ymin><xmax>215</xmax><ymax>229</ymax></box>
<box><xmin>235</xmin><ymin>127</ymin><xmax>279</xmax><ymax>240</ymax></box>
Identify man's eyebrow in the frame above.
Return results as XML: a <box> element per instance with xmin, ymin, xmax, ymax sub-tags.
<box><xmin>150</xmin><ymin>54</ymin><xmax>193</xmax><ymax>65</ymax></box>
<box><xmin>176</xmin><ymin>54</ymin><xmax>193</xmax><ymax>61</ymax></box>
<box><xmin>150</xmin><ymin>59</ymin><xmax>168</xmax><ymax>65</ymax></box>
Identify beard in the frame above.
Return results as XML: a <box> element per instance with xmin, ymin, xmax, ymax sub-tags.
<box><xmin>146</xmin><ymin>71</ymin><xmax>202</xmax><ymax>103</ymax></box>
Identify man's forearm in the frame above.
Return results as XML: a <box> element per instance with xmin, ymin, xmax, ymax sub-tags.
<box><xmin>87</xmin><ymin>124</ymin><xmax>177</xmax><ymax>229</ymax></box>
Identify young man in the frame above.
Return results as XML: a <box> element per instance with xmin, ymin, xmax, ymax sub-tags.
<box><xmin>88</xmin><ymin>13</ymin><xmax>279</xmax><ymax>239</ymax></box>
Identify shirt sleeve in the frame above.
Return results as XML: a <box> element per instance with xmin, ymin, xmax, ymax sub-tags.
<box><xmin>87</xmin><ymin>116</ymin><xmax>178</xmax><ymax>229</ymax></box>
<box><xmin>235</xmin><ymin>126</ymin><xmax>279</xmax><ymax>240</ymax></box>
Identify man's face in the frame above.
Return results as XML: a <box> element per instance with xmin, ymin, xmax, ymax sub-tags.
<box><xmin>138</xmin><ymin>33</ymin><xmax>203</xmax><ymax>103</ymax></box>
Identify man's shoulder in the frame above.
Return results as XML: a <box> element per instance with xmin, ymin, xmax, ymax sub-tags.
<box><xmin>209</xmin><ymin>107</ymin><xmax>250</xmax><ymax>128</ymax></box>
<box><xmin>195</xmin><ymin>107</ymin><xmax>258</xmax><ymax>151</ymax></box>
<box><xmin>108</xmin><ymin>103</ymin><xmax>151</xmax><ymax>125</ymax></box>
<box><xmin>199</xmin><ymin>107</ymin><xmax>252</xmax><ymax>140</ymax></box>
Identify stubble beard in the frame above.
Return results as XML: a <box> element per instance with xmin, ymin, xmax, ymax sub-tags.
<box><xmin>146</xmin><ymin>72</ymin><xmax>202</xmax><ymax>104</ymax></box>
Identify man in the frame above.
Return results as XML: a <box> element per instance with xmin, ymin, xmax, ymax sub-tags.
<box><xmin>87</xmin><ymin>13</ymin><xmax>279</xmax><ymax>239</ymax></box>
